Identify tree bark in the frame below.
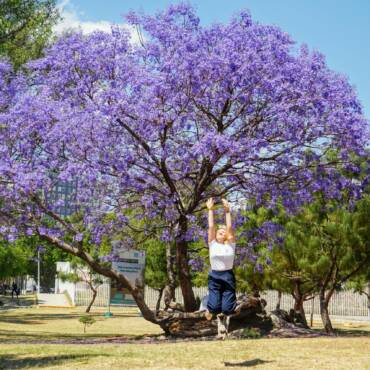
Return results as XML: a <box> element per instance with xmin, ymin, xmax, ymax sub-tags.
<box><xmin>86</xmin><ymin>287</ymin><xmax>97</xmax><ymax>313</ymax></box>
<box><xmin>156</xmin><ymin>295</ymin><xmax>270</xmax><ymax>337</ymax></box>
<box><xmin>319</xmin><ymin>289</ymin><xmax>334</xmax><ymax>334</ymax></box>
<box><xmin>276</xmin><ymin>290</ymin><xmax>282</xmax><ymax>310</ymax></box>
<box><xmin>251</xmin><ymin>283</ymin><xmax>260</xmax><ymax>298</ymax></box>
<box><xmin>293</xmin><ymin>298</ymin><xmax>308</xmax><ymax>328</ymax></box>
<box><xmin>155</xmin><ymin>287</ymin><xmax>164</xmax><ymax>313</ymax></box>
<box><xmin>163</xmin><ymin>241</ymin><xmax>177</xmax><ymax>310</ymax></box>
<box><xmin>293</xmin><ymin>283</ymin><xmax>308</xmax><ymax>328</ymax></box>
<box><xmin>310</xmin><ymin>297</ymin><xmax>315</xmax><ymax>327</ymax></box>
<box><xmin>175</xmin><ymin>216</ymin><xmax>197</xmax><ymax>312</ymax></box>
<box><xmin>155</xmin><ymin>296</ymin><xmax>323</xmax><ymax>338</ymax></box>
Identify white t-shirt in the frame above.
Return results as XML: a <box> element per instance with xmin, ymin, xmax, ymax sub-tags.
<box><xmin>209</xmin><ymin>239</ymin><xmax>236</xmax><ymax>271</ymax></box>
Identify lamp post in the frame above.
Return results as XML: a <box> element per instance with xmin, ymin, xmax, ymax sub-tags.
<box><xmin>36</xmin><ymin>246</ymin><xmax>45</xmax><ymax>295</ymax></box>
<box><xmin>37</xmin><ymin>249</ymin><xmax>40</xmax><ymax>295</ymax></box>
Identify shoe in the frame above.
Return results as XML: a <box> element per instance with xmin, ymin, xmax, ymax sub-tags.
<box><xmin>217</xmin><ymin>314</ymin><xmax>227</xmax><ymax>340</ymax></box>
<box><xmin>205</xmin><ymin>310</ymin><xmax>214</xmax><ymax>321</ymax></box>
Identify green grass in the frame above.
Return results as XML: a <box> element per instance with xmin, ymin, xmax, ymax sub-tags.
<box><xmin>0</xmin><ymin>295</ymin><xmax>369</xmax><ymax>369</ymax></box>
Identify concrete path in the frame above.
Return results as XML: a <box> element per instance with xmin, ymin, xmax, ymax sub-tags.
<box><xmin>37</xmin><ymin>293</ymin><xmax>72</xmax><ymax>307</ymax></box>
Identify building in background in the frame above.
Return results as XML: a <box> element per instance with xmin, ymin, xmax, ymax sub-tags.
<box><xmin>45</xmin><ymin>179</ymin><xmax>78</xmax><ymax>218</ymax></box>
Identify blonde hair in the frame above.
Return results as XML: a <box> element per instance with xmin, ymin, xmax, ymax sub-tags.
<box><xmin>217</xmin><ymin>224</ymin><xmax>227</xmax><ymax>231</ymax></box>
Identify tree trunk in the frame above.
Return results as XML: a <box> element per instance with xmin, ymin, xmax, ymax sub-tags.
<box><xmin>251</xmin><ymin>283</ymin><xmax>260</xmax><ymax>298</ymax></box>
<box><xmin>292</xmin><ymin>282</ymin><xmax>308</xmax><ymax>328</ymax></box>
<box><xmin>276</xmin><ymin>290</ymin><xmax>282</xmax><ymax>310</ymax></box>
<box><xmin>86</xmin><ymin>287</ymin><xmax>97</xmax><ymax>313</ymax></box>
<box><xmin>175</xmin><ymin>216</ymin><xmax>197</xmax><ymax>312</ymax></box>
<box><xmin>163</xmin><ymin>241</ymin><xmax>177</xmax><ymax>310</ymax></box>
<box><xmin>310</xmin><ymin>297</ymin><xmax>315</xmax><ymax>327</ymax></box>
<box><xmin>319</xmin><ymin>289</ymin><xmax>334</xmax><ymax>334</ymax></box>
<box><xmin>156</xmin><ymin>287</ymin><xmax>164</xmax><ymax>313</ymax></box>
<box><xmin>293</xmin><ymin>298</ymin><xmax>308</xmax><ymax>328</ymax></box>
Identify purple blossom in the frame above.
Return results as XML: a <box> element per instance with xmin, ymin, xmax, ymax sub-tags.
<box><xmin>36</xmin><ymin>245</ymin><xmax>46</xmax><ymax>253</ymax></box>
<box><xmin>160</xmin><ymin>228</ymin><xmax>172</xmax><ymax>242</ymax></box>
<box><xmin>255</xmin><ymin>263</ymin><xmax>264</xmax><ymax>273</ymax></box>
<box><xmin>38</xmin><ymin>227</ymin><xmax>47</xmax><ymax>236</ymax></box>
<box><xmin>99</xmin><ymin>253</ymin><xmax>121</xmax><ymax>262</ymax></box>
<box><xmin>73</xmin><ymin>233</ymin><xmax>84</xmax><ymax>242</ymax></box>
<box><xmin>7</xmin><ymin>234</ymin><xmax>16</xmax><ymax>243</ymax></box>
<box><xmin>188</xmin><ymin>256</ymin><xmax>205</xmax><ymax>272</ymax></box>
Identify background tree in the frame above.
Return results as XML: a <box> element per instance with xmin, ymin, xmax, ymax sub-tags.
<box><xmin>0</xmin><ymin>0</ymin><xmax>59</xmax><ymax>69</ymax></box>
<box><xmin>293</xmin><ymin>194</ymin><xmax>369</xmax><ymax>333</ymax></box>
<box><xmin>143</xmin><ymin>239</ymin><xmax>168</xmax><ymax>312</ymax></box>
<box><xmin>253</xmin><ymin>190</ymin><xmax>370</xmax><ymax>333</ymax></box>
<box><xmin>348</xmin><ymin>264</ymin><xmax>370</xmax><ymax>320</ymax></box>
<box><xmin>0</xmin><ymin>0</ymin><xmax>61</xmax><ymax>293</ymax></box>
<box><xmin>0</xmin><ymin>232</ymin><xmax>68</xmax><ymax>292</ymax></box>
<box><xmin>57</xmin><ymin>258</ymin><xmax>104</xmax><ymax>312</ymax></box>
<box><xmin>0</xmin><ymin>238</ymin><xmax>31</xmax><ymax>285</ymax></box>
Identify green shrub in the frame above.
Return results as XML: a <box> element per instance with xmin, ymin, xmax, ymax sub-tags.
<box><xmin>241</xmin><ymin>327</ymin><xmax>261</xmax><ymax>339</ymax></box>
<box><xmin>79</xmin><ymin>315</ymin><xmax>96</xmax><ymax>333</ymax></box>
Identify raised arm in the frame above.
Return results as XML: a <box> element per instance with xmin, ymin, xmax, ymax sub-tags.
<box><xmin>206</xmin><ymin>198</ymin><xmax>216</xmax><ymax>244</ymax></box>
<box><xmin>222</xmin><ymin>199</ymin><xmax>236</xmax><ymax>243</ymax></box>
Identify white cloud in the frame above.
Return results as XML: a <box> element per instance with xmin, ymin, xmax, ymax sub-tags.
<box><xmin>54</xmin><ymin>0</ymin><xmax>140</xmax><ymax>43</ymax></box>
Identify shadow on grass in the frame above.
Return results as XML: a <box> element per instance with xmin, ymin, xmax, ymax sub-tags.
<box><xmin>0</xmin><ymin>329</ymin><xmax>153</xmax><ymax>344</ymax></box>
<box><xmin>333</xmin><ymin>328</ymin><xmax>370</xmax><ymax>337</ymax></box>
<box><xmin>0</xmin><ymin>312</ymin><xmax>139</xmax><ymax>325</ymax></box>
<box><xmin>310</xmin><ymin>327</ymin><xmax>370</xmax><ymax>337</ymax></box>
<box><xmin>0</xmin><ymin>296</ymin><xmax>35</xmax><ymax>309</ymax></box>
<box><xmin>0</xmin><ymin>313</ymin><xmax>82</xmax><ymax>325</ymax></box>
<box><xmin>224</xmin><ymin>359</ymin><xmax>274</xmax><ymax>367</ymax></box>
<box><xmin>0</xmin><ymin>353</ymin><xmax>110</xmax><ymax>369</ymax></box>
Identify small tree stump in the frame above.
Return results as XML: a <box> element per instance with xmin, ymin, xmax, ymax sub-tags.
<box><xmin>156</xmin><ymin>294</ymin><xmax>273</xmax><ymax>337</ymax></box>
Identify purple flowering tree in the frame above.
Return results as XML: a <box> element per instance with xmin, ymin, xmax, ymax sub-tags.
<box><xmin>0</xmin><ymin>3</ymin><xmax>368</xmax><ymax>324</ymax></box>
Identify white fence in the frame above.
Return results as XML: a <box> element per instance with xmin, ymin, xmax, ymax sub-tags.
<box><xmin>74</xmin><ymin>283</ymin><xmax>369</xmax><ymax>317</ymax></box>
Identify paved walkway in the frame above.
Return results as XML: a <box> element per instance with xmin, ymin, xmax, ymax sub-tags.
<box><xmin>37</xmin><ymin>293</ymin><xmax>72</xmax><ymax>307</ymax></box>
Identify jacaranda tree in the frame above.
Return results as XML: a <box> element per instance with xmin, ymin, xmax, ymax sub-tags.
<box><xmin>0</xmin><ymin>4</ymin><xmax>368</xmax><ymax>326</ymax></box>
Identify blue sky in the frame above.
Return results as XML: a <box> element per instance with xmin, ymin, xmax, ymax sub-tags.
<box><xmin>59</xmin><ymin>0</ymin><xmax>370</xmax><ymax>118</ymax></box>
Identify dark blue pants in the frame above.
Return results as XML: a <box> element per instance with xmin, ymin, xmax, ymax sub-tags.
<box><xmin>207</xmin><ymin>269</ymin><xmax>237</xmax><ymax>315</ymax></box>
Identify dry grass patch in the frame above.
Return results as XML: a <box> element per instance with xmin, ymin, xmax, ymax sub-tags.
<box><xmin>0</xmin><ymin>305</ymin><xmax>162</xmax><ymax>343</ymax></box>
<box><xmin>0</xmin><ymin>303</ymin><xmax>369</xmax><ymax>369</ymax></box>
<box><xmin>0</xmin><ymin>337</ymin><xmax>370</xmax><ymax>369</ymax></box>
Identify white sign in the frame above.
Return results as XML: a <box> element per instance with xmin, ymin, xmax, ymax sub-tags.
<box><xmin>111</xmin><ymin>248</ymin><xmax>146</xmax><ymax>306</ymax></box>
